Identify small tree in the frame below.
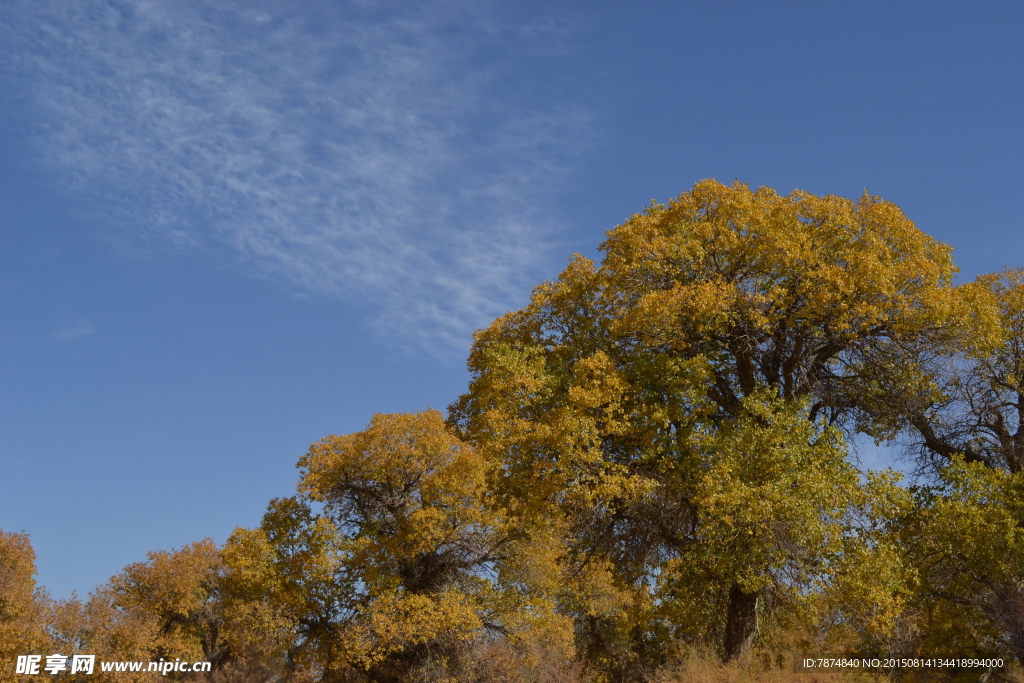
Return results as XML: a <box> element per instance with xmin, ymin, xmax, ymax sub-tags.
<box><xmin>110</xmin><ymin>540</ymin><xmax>229</xmax><ymax>668</ymax></box>
<box><xmin>225</xmin><ymin>410</ymin><xmax>569</xmax><ymax>682</ymax></box>
<box><xmin>0</xmin><ymin>531</ymin><xmax>50</xmax><ymax>683</ymax></box>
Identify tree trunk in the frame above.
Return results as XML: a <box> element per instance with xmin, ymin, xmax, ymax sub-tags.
<box><xmin>985</xmin><ymin>582</ymin><xmax>1024</xmax><ymax>666</ymax></box>
<box><xmin>723</xmin><ymin>582</ymin><xmax>759</xmax><ymax>661</ymax></box>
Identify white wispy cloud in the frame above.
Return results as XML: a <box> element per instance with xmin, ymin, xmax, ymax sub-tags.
<box><xmin>1</xmin><ymin>0</ymin><xmax>591</xmax><ymax>353</ymax></box>
<box><xmin>52</xmin><ymin>321</ymin><xmax>96</xmax><ymax>342</ymax></box>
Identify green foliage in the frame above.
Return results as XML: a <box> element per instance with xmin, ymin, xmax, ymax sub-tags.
<box><xmin>899</xmin><ymin>458</ymin><xmax>1024</xmax><ymax>662</ymax></box>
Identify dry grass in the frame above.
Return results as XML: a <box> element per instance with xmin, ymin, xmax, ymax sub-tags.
<box><xmin>197</xmin><ymin>641</ymin><xmax>1024</xmax><ymax>683</ymax></box>
<box><xmin>650</xmin><ymin>648</ymin><xmax>881</xmax><ymax>683</ymax></box>
<box><xmin>649</xmin><ymin>648</ymin><xmax>1024</xmax><ymax>683</ymax></box>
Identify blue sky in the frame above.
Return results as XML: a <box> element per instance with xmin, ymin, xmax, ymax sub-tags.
<box><xmin>1</xmin><ymin>0</ymin><xmax>1021</xmax><ymax>599</ymax></box>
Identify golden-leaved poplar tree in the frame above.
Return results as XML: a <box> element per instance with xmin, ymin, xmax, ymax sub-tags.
<box><xmin>224</xmin><ymin>409</ymin><xmax>569</xmax><ymax>682</ymax></box>
<box><xmin>448</xmin><ymin>180</ymin><xmax>985</xmax><ymax>674</ymax></box>
<box><xmin>45</xmin><ymin>541</ymin><xmax>242</xmax><ymax>683</ymax></box>
<box><xmin>108</xmin><ymin>540</ymin><xmax>229</xmax><ymax>669</ymax></box>
<box><xmin>222</xmin><ymin>496</ymin><xmax>358</xmax><ymax>681</ymax></box>
<box><xmin>0</xmin><ymin>530</ymin><xmax>51</xmax><ymax>683</ymax></box>
<box><xmin>46</xmin><ymin>588</ymin><xmax>160</xmax><ymax>683</ymax></box>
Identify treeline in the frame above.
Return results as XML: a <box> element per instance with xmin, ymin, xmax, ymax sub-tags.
<box><xmin>4</xmin><ymin>180</ymin><xmax>1024</xmax><ymax>682</ymax></box>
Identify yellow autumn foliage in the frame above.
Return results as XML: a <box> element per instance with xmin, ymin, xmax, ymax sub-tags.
<box><xmin>0</xmin><ymin>531</ymin><xmax>50</xmax><ymax>683</ymax></box>
<box><xmin>9</xmin><ymin>180</ymin><xmax>1024</xmax><ymax>682</ymax></box>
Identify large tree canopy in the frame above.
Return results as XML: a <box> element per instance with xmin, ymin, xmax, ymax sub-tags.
<box><xmin>448</xmin><ymin>179</ymin><xmax>996</xmax><ymax>673</ymax></box>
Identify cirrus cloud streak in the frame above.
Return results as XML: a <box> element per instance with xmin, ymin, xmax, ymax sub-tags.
<box><xmin>2</xmin><ymin>0</ymin><xmax>591</xmax><ymax>352</ymax></box>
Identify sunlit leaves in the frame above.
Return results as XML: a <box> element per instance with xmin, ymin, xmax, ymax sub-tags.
<box><xmin>11</xmin><ymin>179</ymin><xmax>1024</xmax><ymax>679</ymax></box>
<box><xmin>449</xmin><ymin>179</ymin><xmax>972</xmax><ymax>670</ymax></box>
<box><xmin>0</xmin><ymin>531</ymin><xmax>49</xmax><ymax>683</ymax></box>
